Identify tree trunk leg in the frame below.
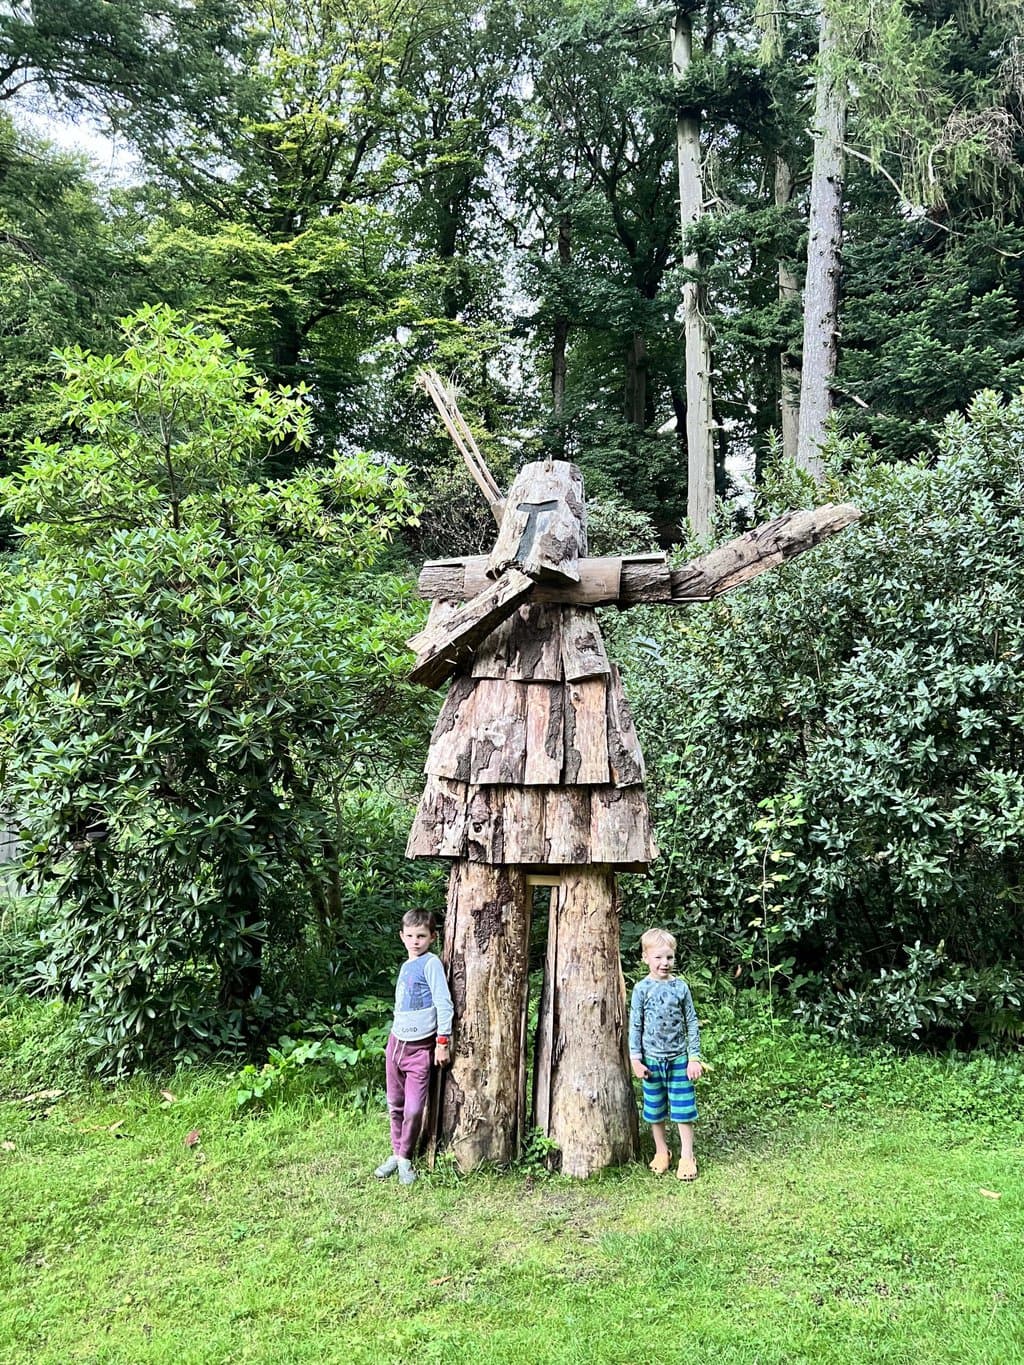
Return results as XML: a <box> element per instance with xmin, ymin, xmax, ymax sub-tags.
<box><xmin>537</xmin><ymin>866</ymin><xmax>638</xmax><ymax>1177</ymax></box>
<box><xmin>438</xmin><ymin>860</ymin><xmax>531</xmax><ymax>1170</ymax></box>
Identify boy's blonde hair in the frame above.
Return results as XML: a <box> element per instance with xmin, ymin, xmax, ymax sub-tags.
<box><xmin>640</xmin><ymin>927</ymin><xmax>676</xmax><ymax>954</ymax></box>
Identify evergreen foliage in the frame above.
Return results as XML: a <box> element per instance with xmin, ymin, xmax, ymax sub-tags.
<box><xmin>616</xmin><ymin>392</ymin><xmax>1024</xmax><ymax>1046</ymax></box>
<box><xmin>0</xmin><ymin>310</ymin><xmax>425</xmax><ymax>1072</ymax></box>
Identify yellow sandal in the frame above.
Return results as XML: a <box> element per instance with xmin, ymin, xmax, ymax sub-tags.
<box><xmin>676</xmin><ymin>1156</ymin><xmax>698</xmax><ymax>1182</ymax></box>
<box><xmin>648</xmin><ymin>1151</ymin><xmax>672</xmax><ymax>1175</ymax></box>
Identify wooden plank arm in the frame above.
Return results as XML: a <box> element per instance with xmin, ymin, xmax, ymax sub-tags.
<box><xmin>414</xmin><ymin>504</ymin><xmax>859</xmax><ymax>614</ymax></box>
<box><xmin>406</xmin><ymin>569</ymin><xmax>535</xmax><ymax>689</ymax></box>
<box><xmin>668</xmin><ymin>503</ymin><xmax>860</xmax><ymax>601</ymax></box>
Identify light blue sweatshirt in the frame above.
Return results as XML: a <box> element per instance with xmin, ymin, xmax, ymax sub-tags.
<box><xmin>391</xmin><ymin>951</ymin><xmax>454</xmax><ymax>1042</ymax></box>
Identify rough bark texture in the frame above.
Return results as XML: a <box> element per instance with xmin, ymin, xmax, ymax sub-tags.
<box><xmin>471</xmin><ymin>602</ymin><xmax>565</xmax><ymax>682</ymax></box>
<box><xmin>488</xmin><ymin>461</ymin><xmax>587</xmax><ymax>583</ymax></box>
<box><xmin>797</xmin><ymin>8</ymin><xmax>847</xmax><ymax>481</ymax></box>
<box><xmin>673</xmin><ymin>10</ymin><xmax>715</xmax><ymax>537</ymax></box>
<box><xmin>406</xmin><ymin>776</ymin><xmax>657</xmax><ymax>867</ymax></box>
<box><xmin>407</xmin><ymin>569</ymin><xmax>534</xmax><ymax>688</ymax></box>
<box><xmin>439</xmin><ymin>861</ymin><xmax>531</xmax><ymax>1169</ymax></box>
<box><xmin>669</xmin><ymin>503</ymin><xmax>860</xmax><ymax>599</ymax></box>
<box><xmin>537</xmin><ymin>868</ymin><xmax>638</xmax><ymax>1177</ymax></box>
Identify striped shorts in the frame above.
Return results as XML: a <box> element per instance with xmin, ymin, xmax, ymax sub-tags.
<box><xmin>641</xmin><ymin>1055</ymin><xmax>698</xmax><ymax>1124</ymax></box>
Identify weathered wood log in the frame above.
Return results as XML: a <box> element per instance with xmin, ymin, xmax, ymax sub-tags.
<box><xmin>560</xmin><ymin>606</ymin><xmax>611</xmax><ymax>681</ymax></box>
<box><xmin>536</xmin><ymin>868</ymin><xmax>638</xmax><ymax>1177</ymax></box>
<box><xmin>606</xmin><ymin>665</ymin><xmax>645</xmax><ymax>787</ymax></box>
<box><xmin>407</xmin><ymin>569</ymin><xmax>534</xmax><ymax>688</ymax></box>
<box><xmin>419</xmin><ymin>554</ymin><xmax>660</xmax><ymax>606</ymax></box>
<box><xmin>564</xmin><ymin>678</ymin><xmax>611</xmax><ymax>784</ymax></box>
<box><xmin>405</xmin><ymin>774</ymin><xmax>468</xmax><ymax>858</ymax></box>
<box><xmin>439</xmin><ymin>862</ymin><xmax>532</xmax><ymax>1169</ymax></box>
<box><xmin>471</xmin><ymin>602</ymin><xmax>564</xmax><ymax>682</ymax></box>
<box><xmin>669</xmin><ymin>503</ymin><xmax>860</xmax><ymax>600</ymax></box>
<box><xmin>419</xmin><ymin>505</ymin><xmax>860</xmax><ymax>613</ymax></box>
<box><xmin>487</xmin><ymin>461</ymin><xmax>587</xmax><ymax>583</ymax></box>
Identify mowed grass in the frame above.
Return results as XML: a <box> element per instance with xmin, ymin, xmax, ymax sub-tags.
<box><xmin>1</xmin><ymin>1006</ymin><xmax>1022</xmax><ymax>1365</ymax></box>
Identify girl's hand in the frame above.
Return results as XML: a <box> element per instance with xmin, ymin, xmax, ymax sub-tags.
<box><xmin>631</xmin><ymin>1059</ymin><xmax>650</xmax><ymax>1079</ymax></box>
<box><xmin>434</xmin><ymin>1043</ymin><xmax>450</xmax><ymax>1067</ymax></box>
<box><xmin>686</xmin><ymin>1059</ymin><xmax>703</xmax><ymax>1081</ymax></box>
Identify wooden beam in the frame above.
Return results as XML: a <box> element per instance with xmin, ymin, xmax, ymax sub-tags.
<box><xmin>669</xmin><ymin>502</ymin><xmax>860</xmax><ymax>600</ymax></box>
<box><xmin>416</xmin><ymin>369</ymin><xmax>505</xmax><ymax>524</ymax></box>
<box><xmin>406</xmin><ymin>569</ymin><xmax>534</xmax><ymax>688</ymax></box>
<box><xmin>419</xmin><ymin>555</ymin><xmax>643</xmax><ymax>605</ymax></box>
<box><xmin>417</xmin><ymin>503</ymin><xmax>860</xmax><ymax>611</ymax></box>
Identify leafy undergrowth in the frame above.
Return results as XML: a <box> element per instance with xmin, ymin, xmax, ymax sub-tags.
<box><xmin>1</xmin><ymin>996</ymin><xmax>1021</xmax><ymax>1364</ymax></box>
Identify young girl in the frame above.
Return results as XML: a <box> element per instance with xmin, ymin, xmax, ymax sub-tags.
<box><xmin>628</xmin><ymin>927</ymin><xmax>703</xmax><ymax>1180</ymax></box>
<box><xmin>374</xmin><ymin>909</ymin><xmax>454</xmax><ymax>1186</ymax></box>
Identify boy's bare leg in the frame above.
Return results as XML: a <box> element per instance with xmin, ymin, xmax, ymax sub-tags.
<box><xmin>648</xmin><ymin>1120</ymin><xmax>672</xmax><ymax>1173</ymax></box>
<box><xmin>676</xmin><ymin>1122</ymin><xmax>697</xmax><ymax>1180</ymax></box>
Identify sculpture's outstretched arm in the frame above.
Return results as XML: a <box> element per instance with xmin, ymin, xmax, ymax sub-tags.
<box><xmin>416</xmin><ymin>503</ymin><xmax>860</xmax><ymax>614</ymax></box>
<box><xmin>417</xmin><ymin>369</ymin><xmax>505</xmax><ymax>525</ymax></box>
<box><xmin>667</xmin><ymin>503</ymin><xmax>860</xmax><ymax>600</ymax></box>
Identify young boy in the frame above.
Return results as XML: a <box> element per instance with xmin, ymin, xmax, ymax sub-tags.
<box><xmin>628</xmin><ymin>927</ymin><xmax>703</xmax><ymax>1181</ymax></box>
<box><xmin>374</xmin><ymin>909</ymin><xmax>454</xmax><ymax>1186</ymax></box>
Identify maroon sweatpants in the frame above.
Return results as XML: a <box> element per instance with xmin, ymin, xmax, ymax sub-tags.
<box><xmin>385</xmin><ymin>1033</ymin><xmax>434</xmax><ymax>1158</ymax></box>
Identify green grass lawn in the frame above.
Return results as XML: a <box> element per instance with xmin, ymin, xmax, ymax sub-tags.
<box><xmin>2</xmin><ymin>1003</ymin><xmax>1022</xmax><ymax>1365</ymax></box>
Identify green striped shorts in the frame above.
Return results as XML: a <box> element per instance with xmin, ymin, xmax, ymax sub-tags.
<box><xmin>642</xmin><ymin>1055</ymin><xmax>698</xmax><ymax>1124</ymax></box>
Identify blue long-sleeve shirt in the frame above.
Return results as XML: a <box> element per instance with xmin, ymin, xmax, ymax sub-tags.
<box><xmin>629</xmin><ymin>976</ymin><xmax>701</xmax><ymax>1062</ymax></box>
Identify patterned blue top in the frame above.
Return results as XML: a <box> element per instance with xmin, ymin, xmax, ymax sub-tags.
<box><xmin>629</xmin><ymin>976</ymin><xmax>701</xmax><ymax>1062</ymax></box>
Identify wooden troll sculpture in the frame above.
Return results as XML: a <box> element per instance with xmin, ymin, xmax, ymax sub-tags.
<box><xmin>405</xmin><ymin>372</ymin><xmax>858</xmax><ymax>1177</ymax></box>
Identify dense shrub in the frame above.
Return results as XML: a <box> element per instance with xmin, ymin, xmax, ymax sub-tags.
<box><xmin>613</xmin><ymin>390</ymin><xmax>1024</xmax><ymax>1046</ymax></box>
<box><xmin>0</xmin><ymin>308</ymin><xmax>427</xmax><ymax>1073</ymax></box>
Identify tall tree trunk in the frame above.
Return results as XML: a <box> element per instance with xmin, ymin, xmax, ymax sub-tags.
<box><xmin>624</xmin><ymin>331</ymin><xmax>648</xmax><ymax>428</ymax></box>
<box><xmin>551</xmin><ymin>214</ymin><xmax>571</xmax><ymax>426</ymax></box>
<box><xmin>439</xmin><ymin>861</ymin><xmax>532</xmax><ymax>1169</ymax></box>
<box><xmin>797</xmin><ymin>7</ymin><xmax>847</xmax><ymax>480</ymax></box>
<box><xmin>534</xmin><ymin>868</ymin><xmax>638</xmax><ymax>1178</ymax></box>
<box><xmin>672</xmin><ymin>10</ymin><xmax>715</xmax><ymax>536</ymax></box>
<box><xmin>775</xmin><ymin>155</ymin><xmax>801</xmax><ymax>464</ymax></box>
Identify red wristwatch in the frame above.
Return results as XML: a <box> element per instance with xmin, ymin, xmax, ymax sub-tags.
<box><xmin>436</xmin><ymin>1035</ymin><xmax>450</xmax><ymax>1045</ymax></box>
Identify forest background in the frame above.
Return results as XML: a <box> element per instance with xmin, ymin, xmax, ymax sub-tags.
<box><xmin>0</xmin><ymin>0</ymin><xmax>1023</xmax><ymax>1083</ymax></box>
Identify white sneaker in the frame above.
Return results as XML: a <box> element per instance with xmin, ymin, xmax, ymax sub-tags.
<box><xmin>374</xmin><ymin>1155</ymin><xmax>399</xmax><ymax>1179</ymax></box>
<box><xmin>397</xmin><ymin>1158</ymin><xmax>417</xmax><ymax>1185</ymax></box>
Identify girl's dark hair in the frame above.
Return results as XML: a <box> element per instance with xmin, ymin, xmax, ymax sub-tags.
<box><xmin>402</xmin><ymin>908</ymin><xmax>438</xmax><ymax>933</ymax></box>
